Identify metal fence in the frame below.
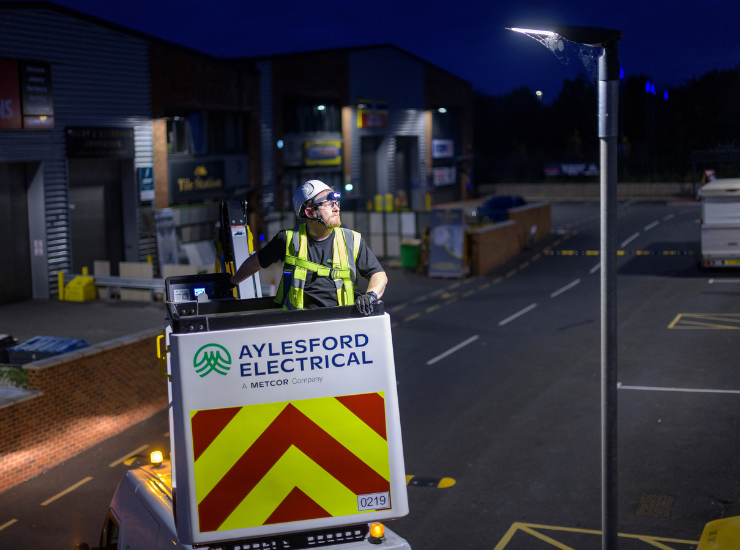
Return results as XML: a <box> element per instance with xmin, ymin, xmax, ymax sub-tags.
<box><xmin>264</xmin><ymin>211</ymin><xmax>430</xmax><ymax>258</ymax></box>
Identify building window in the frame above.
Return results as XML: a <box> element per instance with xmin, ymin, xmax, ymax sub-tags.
<box><xmin>167</xmin><ymin>117</ymin><xmax>190</xmax><ymax>154</ymax></box>
<box><xmin>167</xmin><ymin>112</ymin><xmax>250</xmax><ymax>156</ymax></box>
<box><xmin>284</xmin><ymin>98</ymin><xmax>340</xmax><ymax>133</ymax></box>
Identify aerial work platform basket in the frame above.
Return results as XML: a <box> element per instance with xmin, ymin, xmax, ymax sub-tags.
<box><xmin>160</xmin><ymin>272</ymin><xmax>409</xmax><ymax>547</ymax></box>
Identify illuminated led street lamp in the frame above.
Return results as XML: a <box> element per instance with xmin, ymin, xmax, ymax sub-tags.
<box><xmin>507</xmin><ymin>24</ymin><xmax>622</xmax><ymax>550</ymax></box>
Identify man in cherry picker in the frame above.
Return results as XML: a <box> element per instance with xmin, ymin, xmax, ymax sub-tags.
<box><xmin>231</xmin><ymin>180</ymin><xmax>387</xmax><ymax>315</ymax></box>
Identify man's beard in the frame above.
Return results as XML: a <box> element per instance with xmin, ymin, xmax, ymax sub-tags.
<box><xmin>325</xmin><ymin>213</ymin><xmax>341</xmax><ymax>228</ymax></box>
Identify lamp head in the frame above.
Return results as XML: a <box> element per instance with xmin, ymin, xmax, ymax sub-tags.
<box><xmin>507</xmin><ymin>24</ymin><xmax>622</xmax><ymax>47</ymax></box>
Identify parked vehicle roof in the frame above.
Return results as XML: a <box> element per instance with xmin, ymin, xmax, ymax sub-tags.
<box><xmin>702</xmin><ymin>178</ymin><xmax>740</xmax><ymax>197</ymax></box>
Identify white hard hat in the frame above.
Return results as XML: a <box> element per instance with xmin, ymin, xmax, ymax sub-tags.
<box><xmin>293</xmin><ymin>180</ymin><xmax>332</xmax><ymax>218</ymax></box>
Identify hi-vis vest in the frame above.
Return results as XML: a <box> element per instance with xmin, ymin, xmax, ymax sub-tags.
<box><xmin>275</xmin><ymin>224</ymin><xmax>361</xmax><ymax>310</ymax></box>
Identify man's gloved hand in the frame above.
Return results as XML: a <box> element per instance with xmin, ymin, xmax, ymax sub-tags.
<box><xmin>355</xmin><ymin>291</ymin><xmax>378</xmax><ymax>316</ymax></box>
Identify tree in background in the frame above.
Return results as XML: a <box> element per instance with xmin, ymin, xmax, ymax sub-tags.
<box><xmin>475</xmin><ymin>63</ymin><xmax>740</xmax><ymax>183</ymax></box>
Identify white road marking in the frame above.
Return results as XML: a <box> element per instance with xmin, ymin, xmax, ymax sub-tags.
<box><xmin>550</xmin><ymin>279</ymin><xmax>581</xmax><ymax>298</ymax></box>
<box><xmin>426</xmin><ymin>335</ymin><xmax>480</xmax><ymax>366</ymax></box>
<box><xmin>498</xmin><ymin>303</ymin><xmax>538</xmax><ymax>326</ymax></box>
<box><xmin>589</xmin><ymin>263</ymin><xmax>601</xmax><ymax>274</ymax></box>
<box><xmin>662</xmin><ymin>214</ymin><xmax>675</xmax><ymax>221</ymax></box>
<box><xmin>618</xmin><ymin>383</ymin><xmax>740</xmax><ymax>395</ymax></box>
<box><xmin>644</xmin><ymin>221</ymin><xmax>659</xmax><ymax>231</ymax></box>
<box><xmin>621</xmin><ymin>199</ymin><xmax>637</xmax><ymax>208</ymax></box>
<box><xmin>41</xmin><ymin>477</ymin><xmax>93</xmax><ymax>506</ymax></box>
<box><xmin>109</xmin><ymin>444</ymin><xmax>149</xmax><ymax>467</ymax></box>
<box><xmin>620</xmin><ymin>232</ymin><xmax>640</xmax><ymax>248</ymax></box>
<box><xmin>708</xmin><ymin>279</ymin><xmax>740</xmax><ymax>284</ymax></box>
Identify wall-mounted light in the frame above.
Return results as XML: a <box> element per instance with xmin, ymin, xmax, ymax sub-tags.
<box><xmin>535</xmin><ymin>91</ymin><xmax>543</xmax><ymax>101</ymax></box>
<box><xmin>317</xmin><ymin>105</ymin><xmax>326</xmax><ymax>111</ymax></box>
<box><xmin>277</xmin><ymin>140</ymin><xmax>284</xmax><ymax>149</ymax></box>
<box><xmin>345</xmin><ymin>183</ymin><xmax>354</xmax><ymax>191</ymax></box>
<box><xmin>437</xmin><ymin>107</ymin><xmax>447</xmax><ymax>113</ymax></box>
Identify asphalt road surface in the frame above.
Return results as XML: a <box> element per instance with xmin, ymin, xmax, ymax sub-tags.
<box><xmin>2</xmin><ymin>200</ymin><xmax>739</xmax><ymax>550</ymax></box>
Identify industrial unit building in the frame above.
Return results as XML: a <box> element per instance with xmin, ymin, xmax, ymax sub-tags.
<box><xmin>0</xmin><ymin>2</ymin><xmax>261</xmax><ymax>303</ymax></box>
<box><xmin>237</xmin><ymin>45</ymin><xmax>473</xmax><ymax>214</ymax></box>
<box><xmin>0</xmin><ymin>4</ymin><xmax>473</xmax><ymax>305</ymax></box>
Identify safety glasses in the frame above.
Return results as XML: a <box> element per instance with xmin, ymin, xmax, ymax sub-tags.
<box><xmin>312</xmin><ymin>191</ymin><xmax>341</xmax><ymax>209</ymax></box>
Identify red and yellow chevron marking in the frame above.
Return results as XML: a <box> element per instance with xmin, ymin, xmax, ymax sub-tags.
<box><xmin>190</xmin><ymin>392</ymin><xmax>390</xmax><ymax>533</ymax></box>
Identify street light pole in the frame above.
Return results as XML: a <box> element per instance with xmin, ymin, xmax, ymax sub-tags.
<box><xmin>598</xmin><ymin>40</ymin><xmax>620</xmax><ymax>550</ymax></box>
<box><xmin>507</xmin><ymin>24</ymin><xmax>622</xmax><ymax>550</ymax></box>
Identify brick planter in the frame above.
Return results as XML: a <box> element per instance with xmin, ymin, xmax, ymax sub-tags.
<box><xmin>0</xmin><ymin>328</ymin><xmax>167</xmax><ymax>494</ymax></box>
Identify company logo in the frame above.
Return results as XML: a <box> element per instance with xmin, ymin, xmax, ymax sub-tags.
<box><xmin>194</xmin><ymin>165</ymin><xmax>208</xmax><ymax>176</ymax></box>
<box><xmin>194</xmin><ymin>344</ymin><xmax>232</xmax><ymax>377</ymax></box>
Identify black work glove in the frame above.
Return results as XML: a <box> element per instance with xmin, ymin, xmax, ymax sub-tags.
<box><xmin>355</xmin><ymin>291</ymin><xmax>378</xmax><ymax>316</ymax></box>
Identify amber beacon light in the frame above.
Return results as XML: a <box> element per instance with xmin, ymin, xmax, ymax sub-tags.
<box><xmin>368</xmin><ymin>523</ymin><xmax>385</xmax><ymax>544</ymax></box>
<box><xmin>150</xmin><ymin>451</ymin><xmax>163</xmax><ymax>467</ymax></box>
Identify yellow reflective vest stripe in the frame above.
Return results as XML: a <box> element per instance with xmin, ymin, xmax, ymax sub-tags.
<box><xmin>275</xmin><ymin>225</ymin><xmax>361</xmax><ymax>310</ymax></box>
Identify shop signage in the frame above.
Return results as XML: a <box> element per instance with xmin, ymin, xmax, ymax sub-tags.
<box><xmin>431</xmin><ymin>139</ymin><xmax>454</xmax><ymax>159</ymax></box>
<box><xmin>357</xmin><ymin>99</ymin><xmax>388</xmax><ymax>128</ymax></box>
<box><xmin>432</xmin><ymin>166</ymin><xmax>456</xmax><ymax>186</ymax></box>
<box><xmin>428</xmin><ymin>209</ymin><xmax>464</xmax><ymax>278</ymax></box>
<box><xmin>304</xmin><ymin>140</ymin><xmax>342</xmax><ymax>166</ymax></box>
<box><xmin>169</xmin><ymin>160</ymin><xmax>225</xmax><ymax>203</ymax></box>
<box><xmin>20</xmin><ymin>61</ymin><xmax>54</xmax><ymax>129</ymax></box>
<box><xmin>139</xmin><ymin>167</ymin><xmax>155</xmax><ymax>202</ymax></box>
<box><xmin>0</xmin><ymin>60</ymin><xmax>21</xmax><ymax>130</ymax></box>
<box><xmin>544</xmin><ymin>162</ymin><xmax>599</xmax><ymax>177</ymax></box>
<box><xmin>66</xmin><ymin>127</ymin><xmax>135</xmax><ymax>158</ymax></box>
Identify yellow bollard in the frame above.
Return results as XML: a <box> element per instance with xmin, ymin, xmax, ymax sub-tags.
<box><xmin>425</xmin><ymin>193</ymin><xmax>432</xmax><ymax>211</ymax></box>
<box><xmin>146</xmin><ymin>254</ymin><xmax>153</xmax><ymax>264</ymax></box>
<box><xmin>81</xmin><ymin>266</ymin><xmax>89</xmax><ymax>276</ymax></box>
<box><xmin>374</xmin><ymin>194</ymin><xmax>383</xmax><ymax>212</ymax></box>
<box><xmin>58</xmin><ymin>271</ymin><xmax>65</xmax><ymax>301</ymax></box>
<box><xmin>384</xmin><ymin>193</ymin><xmax>393</xmax><ymax>212</ymax></box>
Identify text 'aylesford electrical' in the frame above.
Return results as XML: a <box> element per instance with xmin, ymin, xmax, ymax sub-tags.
<box><xmin>238</xmin><ymin>334</ymin><xmax>374</xmax><ymax>377</ymax></box>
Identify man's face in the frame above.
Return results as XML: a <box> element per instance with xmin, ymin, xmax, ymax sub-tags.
<box><xmin>307</xmin><ymin>190</ymin><xmax>341</xmax><ymax>228</ymax></box>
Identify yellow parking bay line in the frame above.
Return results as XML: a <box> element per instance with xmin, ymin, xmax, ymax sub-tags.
<box><xmin>0</xmin><ymin>519</ymin><xmax>18</xmax><ymax>532</ymax></box>
<box><xmin>404</xmin><ymin>312</ymin><xmax>421</xmax><ymax>322</ymax></box>
<box><xmin>668</xmin><ymin>313</ymin><xmax>740</xmax><ymax>329</ymax></box>
<box><xmin>493</xmin><ymin>522</ymin><xmax>699</xmax><ymax>550</ymax></box>
<box><xmin>109</xmin><ymin>444</ymin><xmax>149</xmax><ymax>467</ymax></box>
<box><xmin>425</xmin><ymin>304</ymin><xmax>441</xmax><ymax>313</ymax></box>
<box><xmin>41</xmin><ymin>477</ymin><xmax>93</xmax><ymax>506</ymax></box>
<box><xmin>462</xmin><ymin>290</ymin><xmax>475</xmax><ymax>298</ymax></box>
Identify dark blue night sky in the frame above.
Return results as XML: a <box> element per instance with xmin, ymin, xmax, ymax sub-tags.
<box><xmin>23</xmin><ymin>0</ymin><xmax>740</xmax><ymax>101</ymax></box>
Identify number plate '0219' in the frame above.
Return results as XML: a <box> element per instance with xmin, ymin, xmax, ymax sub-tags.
<box><xmin>357</xmin><ymin>492</ymin><xmax>391</xmax><ymax>511</ymax></box>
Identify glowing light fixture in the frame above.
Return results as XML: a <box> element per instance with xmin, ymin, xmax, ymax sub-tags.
<box><xmin>345</xmin><ymin>183</ymin><xmax>354</xmax><ymax>191</ymax></box>
<box><xmin>663</xmin><ymin>90</ymin><xmax>668</xmax><ymax>100</ymax></box>
<box><xmin>645</xmin><ymin>80</ymin><xmax>651</xmax><ymax>92</ymax></box>
<box><xmin>509</xmin><ymin>27</ymin><xmax>555</xmax><ymax>36</ymax></box>
<box><xmin>535</xmin><ymin>91</ymin><xmax>543</xmax><ymax>101</ymax></box>
<box><xmin>437</xmin><ymin>107</ymin><xmax>447</xmax><ymax>113</ymax></box>
<box><xmin>277</xmin><ymin>140</ymin><xmax>284</xmax><ymax>149</ymax></box>
<box><xmin>150</xmin><ymin>451</ymin><xmax>163</xmax><ymax>467</ymax></box>
<box><xmin>317</xmin><ymin>105</ymin><xmax>326</xmax><ymax>111</ymax></box>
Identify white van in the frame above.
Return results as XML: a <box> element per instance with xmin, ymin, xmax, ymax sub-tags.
<box><xmin>701</xmin><ymin>178</ymin><xmax>740</xmax><ymax>267</ymax></box>
<box><xmin>81</xmin><ymin>458</ymin><xmax>411</xmax><ymax>550</ymax></box>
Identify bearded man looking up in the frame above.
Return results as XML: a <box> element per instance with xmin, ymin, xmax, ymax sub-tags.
<box><xmin>230</xmin><ymin>180</ymin><xmax>387</xmax><ymax>315</ymax></box>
